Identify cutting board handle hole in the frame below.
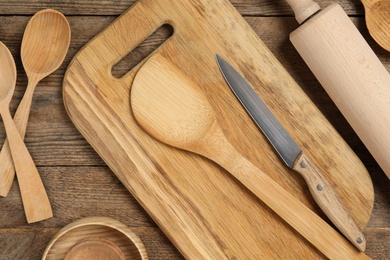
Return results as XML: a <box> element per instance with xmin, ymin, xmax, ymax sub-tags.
<box><xmin>111</xmin><ymin>24</ymin><xmax>174</xmax><ymax>79</ymax></box>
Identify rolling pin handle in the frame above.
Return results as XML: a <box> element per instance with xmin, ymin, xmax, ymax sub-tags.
<box><xmin>285</xmin><ymin>0</ymin><xmax>321</xmax><ymax>24</ymax></box>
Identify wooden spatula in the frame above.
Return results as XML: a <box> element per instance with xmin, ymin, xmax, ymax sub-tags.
<box><xmin>130</xmin><ymin>54</ymin><xmax>370</xmax><ymax>259</ymax></box>
<box><xmin>0</xmin><ymin>41</ymin><xmax>52</xmax><ymax>223</ymax></box>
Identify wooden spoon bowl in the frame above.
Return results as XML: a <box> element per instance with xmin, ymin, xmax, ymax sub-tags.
<box><xmin>21</xmin><ymin>9</ymin><xmax>71</xmax><ymax>78</ymax></box>
<box><xmin>362</xmin><ymin>0</ymin><xmax>390</xmax><ymax>51</ymax></box>
<box><xmin>131</xmin><ymin>56</ymin><xmax>216</xmax><ymax>152</ymax></box>
<box><xmin>0</xmin><ymin>41</ymin><xmax>16</xmax><ymax>103</ymax></box>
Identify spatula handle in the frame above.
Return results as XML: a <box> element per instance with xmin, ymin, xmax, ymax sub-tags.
<box><xmin>0</xmin><ymin>80</ymin><xmax>36</xmax><ymax>197</ymax></box>
<box><xmin>206</xmin><ymin>128</ymin><xmax>369</xmax><ymax>259</ymax></box>
<box><xmin>0</xmin><ymin>103</ymin><xmax>52</xmax><ymax>223</ymax></box>
<box><xmin>285</xmin><ymin>0</ymin><xmax>320</xmax><ymax>23</ymax></box>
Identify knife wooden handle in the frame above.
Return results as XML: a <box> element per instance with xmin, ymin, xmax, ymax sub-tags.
<box><xmin>293</xmin><ymin>152</ymin><xmax>366</xmax><ymax>251</ymax></box>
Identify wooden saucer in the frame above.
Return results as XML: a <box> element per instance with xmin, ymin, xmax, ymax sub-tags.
<box><xmin>42</xmin><ymin>217</ymin><xmax>148</xmax><ymax>260</ymax></box>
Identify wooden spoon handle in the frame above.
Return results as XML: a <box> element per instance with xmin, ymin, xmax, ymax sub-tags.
<box><xmin>0</xmin><ymin>141</ymin><xmax>14</xmax><ymax>197</ymax></box>
<box><xmin>0</xmin><ymin>102</ymin><xmax>52</xmax><ymax>223</ymax></box>
<box><xmin>0</xmin><ymin>80</ymin><xmax>37</xmax><ymax>197</ymax></box>
<box><xmin>205</xmin><ymin>128</ymin><xmax>369</xmax><ymax>259</ymax></box>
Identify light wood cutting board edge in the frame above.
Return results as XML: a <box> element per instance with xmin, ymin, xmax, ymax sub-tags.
<box><xmin>61</xmin><ymin>0</ymin><xmax>374</xmax><ymax>258</ymax></box>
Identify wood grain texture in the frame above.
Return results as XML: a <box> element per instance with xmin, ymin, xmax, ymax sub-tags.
<box><xmin>63</xmin><ymin>0</ymin><xmax>374</xmax><ymax>258</ymax></box>
<box><xmin>293</xmin><ymin>152</ymin><xmax>366</xmax><ymax>251</ymax></box>
<box><xmin>0</xmin><ymin>0</ymin><xmax>367</xmax><ymax>16</ymax></box>
<box><xmin>131</xmin><ymin>54</ymin><xmax>369</xmax><ymax>259</ymax></box>
<box><xmin>42</xmin><ymin>217</ymin><xmax>148</xmax><ymax>260</ymax></box>
<box><xmin>361</xmin><ymin>0</ymin><xmax>390</xmax><ymax>51</ymax></box>
<box><xmin>0</xmin><ymin>41</ymin><xmax>52</xmax><ymax>223</ymax></box>
<box><xmin>0</xmin><ymin>1</ymin><xmax>389</xmax><ymax>259</ymax></box>
<box><xmin>0</xmin><ymin>100</ymin><xmax>53</xmax><ymax>223</ymax></box>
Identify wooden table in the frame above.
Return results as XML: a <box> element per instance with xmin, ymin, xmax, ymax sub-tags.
<box><xmin>0</xmin><ymin>0</ymin><xmax>388</xmax><ymax>259</ymax></box>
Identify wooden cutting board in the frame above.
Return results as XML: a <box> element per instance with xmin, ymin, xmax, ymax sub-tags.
<box><xmin>62</xmin><ymin>0</ymin><xmax>374</xmax><ymax>258</ymax></box>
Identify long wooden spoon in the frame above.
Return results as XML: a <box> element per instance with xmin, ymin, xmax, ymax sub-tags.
<box><xmin>361</xmin><ymin>0</ymin><xmax>390</xmax><ymax>51</ymax></box>
<box><xmin>0</xmin><ymin>9</ymin><xmax>71</xmax><ymax>197</ymax></box>
<box><xmin>0</xmin><ymin>41</ymin><xmax>52</xmax><ymax>223</ymax></box>
<box><xmin>130</xmin><ymin>54</ymin><xmax>370</xmax><ymax>259</ymax></box>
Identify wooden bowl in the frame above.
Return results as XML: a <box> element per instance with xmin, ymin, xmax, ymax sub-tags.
<box><xmin>42</xmin><ymin>217</ymin><xmax>148</xmax><ymax>260</ymax></box>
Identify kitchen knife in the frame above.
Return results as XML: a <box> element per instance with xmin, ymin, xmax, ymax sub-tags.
<box><xmin>216</xmin><ymin>54</ymin><xmax>366</xmax><ymax>251</ymax></box>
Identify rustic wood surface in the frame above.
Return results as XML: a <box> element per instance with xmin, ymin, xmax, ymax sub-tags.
<box><xmin>0</xmin><ymin>0</ymin><xmax>388</xmax><ymax>259</ymax></box>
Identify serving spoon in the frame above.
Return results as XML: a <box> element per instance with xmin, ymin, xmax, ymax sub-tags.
<box><xmin>130</xmin><ymin>54</ymin><xmax>370</xmax><ymax>259</ymax></box>
<box><xmin>0</xmin><ymin>9</ymin><xmax>71</xmax><ymax>197</ymax></box>
<box><xmin>0</xmin><ymin>41</ymin><xmax>52</xmax><ymax>223</ymax></box>
<box><xmin>361</xmin><ymin>0</ymin><xmax>390</xmax><ymax>51</ymax></box>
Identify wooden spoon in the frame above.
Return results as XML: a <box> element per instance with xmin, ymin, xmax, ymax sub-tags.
<box><xmin>130</xmin><ymin>54</ymin><xmax>370</xmax><ymax>259</ymax></box>
<box><xmin>0</xmin><ymin>41</ymin><xmax>52</xmax><ymax>223</ymax></box>
<box><xmin>361</xmin><ymin>0</ymin><xmax>390</xmax><ymax>51</ymax></box>
<box><xmin>0</xmin><ymin>9</ymin><xmax>71</xmax><ymax>197</ymax></box>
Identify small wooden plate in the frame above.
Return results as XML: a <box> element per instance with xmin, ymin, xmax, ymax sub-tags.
<box><xmin>42</xmin><ymin>217</ymin><xmax>148</xmax><ymax>260</ymax></box>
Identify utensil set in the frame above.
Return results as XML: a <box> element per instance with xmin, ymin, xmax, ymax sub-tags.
<box><xmin>1</xmin><ymin>0</ymin><xmax>387</xmax><ymax>257</ymax></box>
<box><xmin>0</xmin><ymin>9</ymin><xmax>70</xmax><ymax>223</ymax></box>
<box><xmin>59</xmin><ymin>0</ymin><xmax>382</xmax><ymax>257</ymax></box>
<box><xmin>131</xmin><ymin>54</ymin><xmax>369</xmax><ymax>259</ymax></box>
<box><xmin>130</xmin><ymin>1</ymin><xmax>387</xmax><ymax>256</ymax></box>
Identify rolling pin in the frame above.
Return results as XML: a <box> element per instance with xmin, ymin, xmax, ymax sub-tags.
<box><xmin>286</xmin><ymin>0</ymin><xmax>390</xmax><ymax>180</ymax></box>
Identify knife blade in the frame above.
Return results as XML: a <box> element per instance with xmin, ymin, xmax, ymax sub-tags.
<box><xmin>216</xmin><ymin>54</ymin><xmax>366</xmax><ymax>251</ymax></box>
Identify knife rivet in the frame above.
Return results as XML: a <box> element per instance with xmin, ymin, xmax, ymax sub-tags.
<box><xmin>300</xmin><ymin>161</ymin><xmax>307</xmax><ymax>168</ymax></box>
<box><xmin>356</xmin><ymin>237</ymin><xmax>364</xmax><ymax>244</ymax></box>
<box><xmin>316</xmin><ymin>184</ymin><xmax>324</xmax><ymax>191</ymax></box>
